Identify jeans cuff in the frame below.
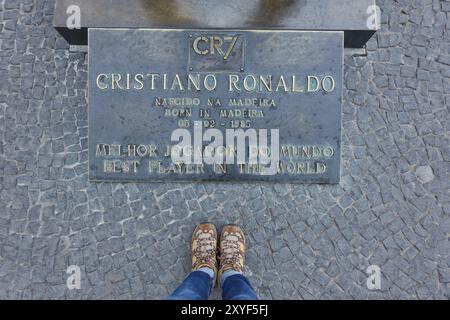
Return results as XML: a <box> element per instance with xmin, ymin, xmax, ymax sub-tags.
<box><xmin>198</xmin><ymin>267</ymin><xmax>215</xmax><ymax>279</ymax></box>
<box><xmin>220</xmin><ymin>270</ymin><xmax>243</xmax><ymax>287</ymax></box>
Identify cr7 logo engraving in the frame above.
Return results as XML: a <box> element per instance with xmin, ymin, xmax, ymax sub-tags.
<box><xmin>192</xmin><ymin>35</ymin><xmax>239</xmax><ymax>61</ymax></box>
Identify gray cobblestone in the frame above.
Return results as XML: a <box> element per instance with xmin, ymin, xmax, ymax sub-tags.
<box><xmin>0</xmin><ymin>0</ymin><xmax>449</xmax><ymax>299</ymax></box>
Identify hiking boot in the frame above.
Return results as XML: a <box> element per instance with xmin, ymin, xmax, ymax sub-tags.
<box><xmin>191</xmin><ymin>223</ymin><xmax>218</xmax><ymax>278</ymax></box>
<box><xmin>218</xmin><ymin>224</ymin><xmax>246</xmax><ymax>281</ymax></box>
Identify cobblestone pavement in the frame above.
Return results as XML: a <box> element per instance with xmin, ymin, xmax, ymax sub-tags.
<box><xmin>0</xmin><ymin>0</ymin><xmax>449</xmax><ymax>300</ymax></box>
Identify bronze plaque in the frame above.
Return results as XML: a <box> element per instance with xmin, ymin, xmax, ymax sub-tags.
<box><xmin>89</xmin><ymin>29</ymin><xmax>343</xmax><ymax>183</ymax></box>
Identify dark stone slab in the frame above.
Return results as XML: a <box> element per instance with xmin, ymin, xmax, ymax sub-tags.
<box><xmin>89</xmin><ymin>29</ymin><xmax>343</xmax><ymax>183</ymax></box>
<box><xmin>55</xmin><ymin>0</ymin><xmax>377</xmax><ymax>48</ymax></box>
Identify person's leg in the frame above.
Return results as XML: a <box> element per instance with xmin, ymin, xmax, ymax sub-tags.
<box><xmin>166</xmin><ymin>223</ymin><xmax>218</xmax><ymax>300</ymax></box>
<box><xmin>218</xmin><ymin>225</ymin><xmax>259</xmax><ymax>300</ymax></box>
<box><xmin>221</xmin><ymin>270</ymin><xmax>259</xmax><ymax>300</ymax></box>
<box><xmin>167</xmin><ymin>268</ymin><xmax>214</xmax><ymax>300</ymax></box>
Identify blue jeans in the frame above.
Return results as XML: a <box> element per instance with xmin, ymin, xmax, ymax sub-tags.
<box><xmin>167</xmin><ymin>270</ymin><xmax>259</xmax><ymax>300</ymax></box>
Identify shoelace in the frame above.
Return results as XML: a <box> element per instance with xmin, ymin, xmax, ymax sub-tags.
<box><xmin>220</xmin><ymin>235</ymin><xmax>243</xmax><ymax>269</ymax></box>
<box><xmin>193</xmin><ymin>233</ymin><xmax>215</xmax><ymax>264</ymax></box>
